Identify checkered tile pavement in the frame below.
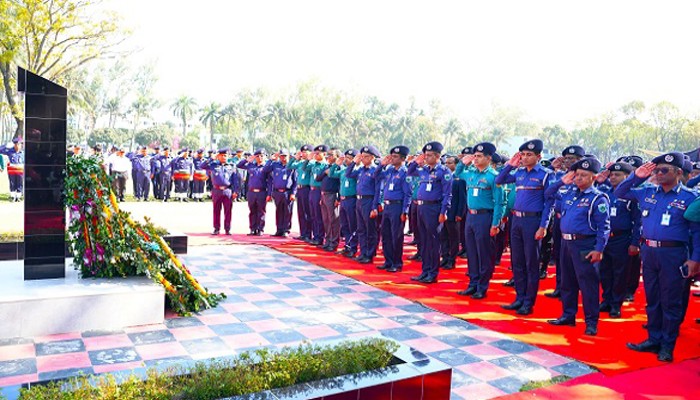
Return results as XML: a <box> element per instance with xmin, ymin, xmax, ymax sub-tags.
<box><xmin>0</xmin><ymin>245</ymin><xmax>595</xmax><ymax>400</ymax></box>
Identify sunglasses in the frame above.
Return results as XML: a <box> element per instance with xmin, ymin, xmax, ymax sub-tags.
<box><xmin>652</xmin><ymin>167</ymin><xmax>674</xmax><ymax>175</ymax></box>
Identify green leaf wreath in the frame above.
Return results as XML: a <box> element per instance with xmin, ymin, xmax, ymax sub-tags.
<box><xmin>65</xmin><ymin>155</ymin><xmax>225</xmax><ymax>315</ymax></box>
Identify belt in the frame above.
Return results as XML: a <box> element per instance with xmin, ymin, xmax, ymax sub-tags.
<box><xmin>298</xmin><ymin>185</ymin><xmax>309</xmax><ymax>189</ymax></box>
<box><xmin>310</xmin><ymin>186</ymin><xmax>319</xmax><ymax>190</ymax></box>
<box><xmin>340</xmin><ymin>195</ymin><xmax>356</xmax><ymax>200</ymax></box>
<box><xmin>412</xmin><ymin>200</ymin><xmax>419</xmax><ymax>205</ymax></box>
<box><xmin>250</xmin><ymin>188</ymin><xmax>262</xmax><ymax>193</ymax></box>
<box><xmin>644</xmin><ymin>239</ymin><xmax>685</xmax><ymax>248</ymax></box>
<box><xmin>275</xmin><ymin>188</ymin><xmax>287</xmax><ymax>193</ymax></box>
<box><xmin>469</xmin><ymin>209</ymin><xmax>492</xmax><ymax>215</ymax></box>
<box><xmin>216</xmin><ymin>185</ymin><xmax>230</xmax><ymax>190</ymax></box>
<box><xmin>512</xmin><ymin>211</ymin><xmax>541</xmax><ymax>218</ymax></box>
<box><xmin>562</xmin><ymin>233</ymin><xmax>595</xmax><ymax>241</ymax></box>
<box><xmin>416</xmin><ymin>200</ymin><xmax>439</xmax><ymax>205</ymax></box>
<box><xmin>357</xmin><ymin>194</ymin><xmax>372</xmax><ymax>199</ymax></box>
<box><xmin>610</xmin><ymin>230</ymin><xmax>630</xmax><ymax>237</ymax></box>
<box><xmin>384</xmin><ymin>200</ymin><xmax>402</xmax><ymax>205</ymax></box>
<box><xmin>322</xmin><ymin>191</ymin><xmax>336</xmax><ymax>195</ymax></box>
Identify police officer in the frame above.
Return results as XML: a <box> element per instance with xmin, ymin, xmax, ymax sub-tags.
<box><xmin>407</xmin><ymin>141</ymin><xmax>452</xmax><ymax>283</ymax></box>
<box><xmin>132</xmin><ymin>146</ymin><xmax>152</xmax><ymax>201</ymax></box>
<box><xmin>156</xmin><ymin>147</ymin><xmax>173</xmax><ymax>201</ymax></box>
<box><xmin>207</xmin><ymin>148</ymin><xmax>238</xmax><ymax>235</ymax></box>
<box><xmin>0</xmin><ymin>137</ymin><xmax>24</xmax><ymax>202</ymax></box>
<box><xmin>288</xmin><ymin>144</ymin><xmax>313</xmax><ymax>241</ymax></box>
<box><xmin>375</xmin><ymin>145</ymin><xmax>412</xmax><ymax>272</ymax></box>
<box><xmin>265</xmin><ymin>149</ymin><xmax>296</xmax><ymax>237</ymax></box>
<box><xmin>493</xmin><ymin>153</ymin><xmax>514</xmax><ymax>266</ymax></box>
<box><xmin>617</xmin><ymin>152</ymin><xmax>700</xmax><ymax>362</ymax></box>
<box><xmin>346</xmin><ymin>145</ymin><xmax>381</xmax><ymax>264</ymax></box>
<box><xmin>546</xmin><ymin>158</ymin><xmax>610</xmax><ymax>336</ymax></box>
<box><xmin>456</xmin><ymin>142</ymin><xmax>506</xmax><ymax>298</ymax></box>
<box><xmin>440</xmin><ymin>155</ymin><xmax>466</xmax><ymax>270</ymax></box>
<box><xmin>307</xmin><ymin>145</ymin><xmax>330</xmax><ymax>246</ymax></box>
<box><xmin>150</xmin><ymin>146</ymin><xmax>162</xmax><ymax>199</ymax></box>
<box><xmin>496</xmin><ymin>139</ymin><xmax>554</xmax><ymax>315</ymax></box>
<box><xmin>171</xmin><ymin>149</ymin><xmax>194</xmax><ymax>202</ymax></box>
<box><xmin>457</xmin><ymin>146</ymin><xmax>474</xmax><ymax>258</ymax></box>
<box><xmin>329</xmin><ymin>149</ymin><xmax>359</xmax><ymax>257</ymax></box>
<box><xmin>595</xmin><ymin>162</ymin><xmax>641</xmax><ymax>318</ymax></box>
<box><xmin>317</xmin><ymin>148</ymin><xmax>341</xmax><ymax>251</ymax></box>
<box><xmin>237</xmin><ymin>149</ymin><xmax>269</xmax><ymax>236</ymax></box>
<box><xmin>192</xmin><ymin>149</ymin><xmax>208</xmax><ymax>201</ymax></box>
<box><xmin>616</xmin><ymin>155</ymin><xmax>645</xmax><ymax>301</ymax></box>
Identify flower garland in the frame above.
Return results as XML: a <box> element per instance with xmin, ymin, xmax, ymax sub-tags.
<box><xmin>65</xmin><ymin>155</ymin><xmax>225</xmax><ymax>315</ymax></box>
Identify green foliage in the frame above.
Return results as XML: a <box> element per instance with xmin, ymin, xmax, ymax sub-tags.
<box><xmin>0</xmin><ymin>230</ymin><xmax>23</xmax><ymax>243</ymax></box>
<box><xmin>519</xmin><ymin>375</ymin><xmax>571</xmax><ymax>391</ymax></box>
<box><xmin>18</xmin><ymin>338</ymin><xmax>400</xmax><ymax>400</ymax></box>
<box><xmin>64</xmin><ymin>155</ymin><xmax>225</xmax><ymax>315</ymax></box>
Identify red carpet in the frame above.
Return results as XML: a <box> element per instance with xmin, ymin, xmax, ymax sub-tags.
<box><xmin>247</xmin><ymin>235</ymin><xmax>700</xmax><ymax>376</ymax></box>
<box><xmin>498</xmin><ymin>357</ymin><xmax>700</xmax><ymax>399</ymax></box>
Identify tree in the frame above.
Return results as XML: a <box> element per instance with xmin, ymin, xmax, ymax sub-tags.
<box><xmin>129</xmin><ymin>96</ymin><xmax>157</xmax><ymax>150</ymax></box>
<box><xmin>199</xmin><ymin>102</ymin><xmax>221</xmax><ymax>149</ymax></box>
<box><xmin>0</xmin><ymin>0</ymin><xmax>128</xmax><ymax>136</ymax></box>
<box><xmin>170</xmin><ymin>95</ymin><xmax>198</xmax><ymax>138</ymax></box>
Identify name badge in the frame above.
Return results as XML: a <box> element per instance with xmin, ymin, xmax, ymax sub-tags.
<box><xmin>345</xmin><ymin>181</ymin><xmax>349</xmax><ymax>188</ymax></box>
<box><xmin>426</xmin><ymin>183</ymin><xmax>432</xmax><ymax>192</ymax></box>
<box><xmin>301</xmin><ymin>173</ymin><xmax>306</xmax><ymax>179</ymax></box>
<box><xmin>472</xmin><ymin>188</ymin><xmax>479</xmax><ymax>197</ymax></box>
<box><xmin>642</xmin><ymin>209</ymin><xmax>649</xmax><ymax>217</ymax></box>
<box><xmin>282</xmin><ymin>174</ymin><xmax>287</xmax><ymax>180</ymax></box>
<box><xmin>661</xmin><ymin>212</ymin><xmax>671</xmax><ymax>226</ymax></box>
<box><xmin>389</xmin><ymin>183</ymin><xmax>394</xmax><ymax>191</ymax></box>
<box><xmin>610</xmin><ymin>207</ymin><xmax>617</xmax><ymax>217</ymax></box>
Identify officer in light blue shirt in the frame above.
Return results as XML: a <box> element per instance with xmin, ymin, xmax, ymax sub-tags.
<box><xmin>329</xmin><ymin>149</ymin><xmax>359</xmax><ymax>257</ymax></box>
<box><xmin>546</xmin><ymin>158</ymin><xmax>610</xmax><ymax>336</ymax></box>
<box><xmin>616</xmin><ymin>152</ymin><xmax>700</xmax><ymax>362</ymax></box>
<box><xmin>287</xmin><ymin>144</ymin><xmax>313</xmax><ymax>241</ymax></box>
<box><xmin>407</xmin><ymin>141</ymin><xmax>452</xmax><ymax>283</ymax></box>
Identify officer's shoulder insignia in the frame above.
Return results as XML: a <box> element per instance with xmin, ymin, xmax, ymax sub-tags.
<box><xmin>444</xmin><ymin>173</ymin><xmax>452</xmax><ymax>181</ymax></box>
<box><xmin>598</xmin><ymin>203</ymin><xmax>608</xmax><ymax>213</ymax></box>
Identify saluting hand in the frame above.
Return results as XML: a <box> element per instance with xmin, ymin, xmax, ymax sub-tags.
<box><xmin>381</xmin><ymin>155</ymin><xmax>391</xmax><ymax>166</ymax></box>
<box><xmin>551</xmin><ymin>157</ymin><xmax>564</xmax><ymax>170</ymax></box>
<box><xmin>246</xmin><ymin>155</ymin><xmax>254</xmax><ymax>163</ymax></box>
<box><xmin>595</xmin><ymin>169</ymin><xmax>610</xmax><ymax>183</ymax></box>
<box><xmin>461</xmin><ymin>154</ymin><xmax>475</xmax><ymax>165</ymax></box>
<box><xmin>508</xmin><ymin>153</ymin><xmax>522</xmax><ymax>167</ymax></box>
<box><xmin>635</xmin><ymin>162</ymin><xmax>656</xmax><ymax>179</ymax></box>
<box><xmin>271</xmin><ymin>152</ymin><xmax>279</xmax><ymax>161</ymax></box>
<box><xmin>561</xmin><ymin>170</ymin><xmax>575</xmax><ymax>185</ymax></box>
<box><xmin>353</xmin><ymin>154</ymin><xmax>362</xmax><ymax>164</ymax></box>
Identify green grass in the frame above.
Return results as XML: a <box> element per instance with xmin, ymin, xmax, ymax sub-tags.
<box><xmin>19</xmin><ymin>338</ymin><xmax>399</xmax><ymax>400</ymax></box>
<box><xmin>520</xmin><ymin>375</ymin><xmax>571</xmax><ymax>391</ymax></box>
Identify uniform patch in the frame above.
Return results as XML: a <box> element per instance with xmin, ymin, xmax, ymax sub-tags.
<box><xmin>444</xmin><ymin>174</ymin><xmax>452</xmax><ymax>181</ymax></box>
<box><xmin>598</xmin><ymin>203</ymin><xmax>608</xmax><ymax>213</ymax></box>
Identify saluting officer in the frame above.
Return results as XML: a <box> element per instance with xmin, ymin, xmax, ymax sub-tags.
<box><xmin>265</xmin><ymin>149</ymin><xmax>296</xmax><ymax>237</ymax></box>
<box><xmin>617</xmin><ymin>155</ymin><xmax>646</xmax><ymax>301</ymax></box>
<box><xmin>407</xmin><ymin>141</ymin><xmax>452</xmax><ymax>283</ymax></box>
<box><xmin>237</xmin><ymin>149</ymin><xmax>269</xmax><ymax>236</ymax></box>
<box><xmin>317</xmin><ymin>148</ymin><xmax>341</xmax><ymax>251</ymax></box>
<box><xmin>456</xmin><ymin>142</ymin><xmax>506</xmax><ymax>298</ymax></box>
<box><xmin>307</xmin><ymin>145</ymin><xmax>330</xmax><ymax>246</ymax></box>
<box><xmin>288</xmin><ymin>145</ymin><xmax>313</xmax><ymax>241</ymax></box>
<box><xmin>375</xmin><ymin>145</ymin><xmax>412</xmax><ymax>272</ymax></box>
<box><xmin>595</xmin><ymin>162</ymin><xmax>641</xmax><ymax>318</ymax></box>
<box><xmin>330</xmin><ymin>149</ymin><xmax>359</xmax><ymax>257</ymax></box>
<box><xmin>546</xmin><ymin>158</ymin><xmax>610</xmax><ymax>336</ymax></box>
<box><xmin>617</xmin><ymin>152</ymin><xmax>700</xmax><ymax>362</ymax></box>
<box><xmin>495</xmin><ymin>139</ymin><xmax>554</xmax><ymax>315</ymax></box>
<box><xmin>346</xmin><ymin>145</ymin><xmax>381</xmax><ymax>264</ymax></box>
<box><xmin>132</xmin><ymin>146</ymin><xmax>152</xmax><ymax>201</ymax></box>
<box><xmin>207</xmin><ymin>148</ymin><xmax>238</xmax><ymax>235</ymax></box>
<box><xmin>157</xmin><ymin>147</ymin><xmax>173</xmax><ymax>202</ymax></box>
<box><xmin>439</xmin><ymin>155</ymin><xmax>466</xmax><ymax>270</ymax></box>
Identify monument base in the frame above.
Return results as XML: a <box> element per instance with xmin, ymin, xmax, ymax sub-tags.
<box><xmin>0</xmin><ymin>259</ymin><xmax>164</xmax><ymax>339</ymax></box>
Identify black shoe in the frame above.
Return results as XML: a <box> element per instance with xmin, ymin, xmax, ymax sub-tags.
<box><xmin>693</xmin><ymin>292</ymin><xmax>700</xmax><ymax>297</ymax></box>
<box><xmin>544</xmin><ymin>290</ymin><xmax>561</xmax><ymax>298</ymax></box>
<box><xmin>406</xmin><ymin>230</ymin><xmax>413</xmax><ymax>236</ymax></box>
<box><xmin>407</xmin><ymin>240</ymin><xmax>418</xmax><ymax>245</ymax></box>
<box><xmin>547</xmin><ymin>317</ymin><xmax>576</xmax><ymax>326</ymax></box>
<box><xmin>212</xmin><ymin>230</ymin><xmax>220</xmax><ymax>235</ymax></box>
<box><xmin>182</xmin><ymin>198</ymin><xmax>188</xmax><ymax>203</ymax></box>
<box><xmin>272</xmin><ymin>232</ymin><xmax>284</xmax><ymax>237</ymax></box>
<box><xmin>376</xmin><ymin>264</ymin><xmax>390</xmax><ymax>270</ymax></box>
<box><xmin>626</xmin><ymin>340</ymin><xmax>660</xmax><ymax>354</ymax></box>
<box><xmin>539</xmin><ymin>269</ymin><xmax>547</xmax><ymax>279</ymax></box>
<box><xmin>324</xmin><ymin>247</ymin><xmax>337</xmax><ymax>252</ymax></box>
<box><xmin>501</xmin><ymin>301</ymin><xmax>523</xmax><ymax>310</ymax></box>
<box><xmin>247</xmin><ymin>231</ymin><xmax>256</xmax><ymax>236</ymax></box>
<box><xmin>503</xmin><ymin>278</ymin><xmax>515</xmax><ymax>287</ymax></box>
<box><xmin>411</xmin><ymin>274</ymin><xmax>427</xmax><ymax>281</ymax></box>
<box><xmin>624</xmin><ymin>294</ymin><xmax>635</xmax><ymax>302</ymax></box>
<box><xmin>584</xmin><ymin>325</ymin><xmax>598</xmax><ymax>336</ymax></box>
<box><xmin>308</xmin><ymin>239</ymin><xmax>320</xmax><ymax>245</ymax></box>
<box><xmin>457</xmin><ymin>250</ymin><xmax>468</xmax><ymax>259</ymax></box>
<box><xmin>225</xmin><ymin>231</ymin><xmax>231</xmax><ymax>235</ymax></box>
<box><xmin>419</xmin><ymin>276</ymin><xmax>437</xmax><ymax>284</ymax></box>
<box><xmin>599</xmin><ymin>303</ymin><xmax>612</xmax><ymax>313</ymax></box>
<box><xmin>657</xmin><ymin>349</ymin><xmax>673</xmax><ymax>362</ymax></box>
<box><xmin>442</xmin><ymin>262</ymin><xmax>455</xmax><ymax>270</ymax></box>
<box><xmin>516</xmin><ymin>306</ymin><xmax>533</xmax><ymax>315</ymax></box>
<box><xmin>471</xmin><ymin>292</ymin><xmax>486</xmax><ymax>300</ymax></box>
<box><xmin>293</xmin><ymin>235</ymin><xmax>307</xmax><ymax>240</ymax></box>
<box><xmin>386</xmin><ymin>266</ymin><xmax>402</xmax><ymax>273</ymax></box>
<box><xmin>358</xmin><ymin>258</ymin><xmax>373</xmax><ymax>265</ymax></box>
<box><xmin>408</xmin><ymin>253</ymin><xmax>422</xmax><ymax>261</ymax></box>
<box><xmin>253</xmin><ymin>230</ymin><xmax>262</xmax><ymax>236</ymax></box>
<box><xmin>642</xmin><ymin>323</ymin><xmax>648</xmax><ymax>329</ymax></box>
<box><xmin>343</xmin><ymin>251</ymin><xmax>356</xmax><ymax>258</ymax></box>
<box><xmin>609</xmin><ymin>308</ymin><xmax>621</xmax><ymax>318</ymax></box>
<box><xmin>457</xmin><ymin>287</ymin><xmax>477</xmax><ymax>296</ymax></box>
<box><xmin>353</xmin><ymin>255</ymin><xmax>367</xmax><ymax>262</ymax></box>
<box><xmin>439</xmin><ymin>258</ymin><xmax>449</xmax><ymax>267</ymax></box>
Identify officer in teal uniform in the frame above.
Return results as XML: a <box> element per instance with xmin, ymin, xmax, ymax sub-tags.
<box><xmin>288</xmin><ymin>144</ymin><xmax>313</xmax><ymax>241</ymax></box>
<box><xmin>329</xmin><ymin>149</ymin><xmax>359</xmax><ymax>257</ymax></box>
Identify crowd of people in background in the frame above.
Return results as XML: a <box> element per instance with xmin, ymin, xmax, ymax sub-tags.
<box><xmin>3</xmin><ymin>136</ymin><xmax>700</xmax><ymax>363</ymax></box>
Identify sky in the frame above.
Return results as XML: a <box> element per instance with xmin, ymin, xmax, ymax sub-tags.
<box><xmin>104</xmin><ymin>0</ymin><xmax>700</xmax><ymax>127</ymax></box>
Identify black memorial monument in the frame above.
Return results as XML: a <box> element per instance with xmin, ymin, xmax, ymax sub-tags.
<box><xmin>18</xmin><ymin>67</ymin><xmax>67</xmax><ymax>280</ymax></box>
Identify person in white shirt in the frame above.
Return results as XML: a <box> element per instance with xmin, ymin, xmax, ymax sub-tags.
<box><xmin>108</xmin><ymin>148</ymin><xmax>132</xmax><ymax>201</ymax></box>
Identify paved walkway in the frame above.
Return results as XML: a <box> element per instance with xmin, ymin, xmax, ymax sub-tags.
<box><xmin>0</xmin><ymin>245</ymin><xmax>594</xmax><ymax>400</ymax></box>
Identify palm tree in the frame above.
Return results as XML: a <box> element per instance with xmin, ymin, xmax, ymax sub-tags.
<box><xmin>442</xmin><ymin>118</ymin><xmax>464</xmax><ymax>152</ymax></box>
<box><xmin>199</xmin><ymin>102</ymin><xmax>221</xmax><ymax>149</ymax></box>
<box><xmin>170</xmin><ymin>95</ymin><xmax>198</xmax><ymax>138</ymax></box>
<box><xmin>129</xmin><ymin>96</ymin><xmax>157</xmax><ymax>150</ymax></box>
<box><xmin>245</xmin><ymin>107</ymin><xmax>264</xmax><ymax>150</ymax></box>
<box><xmin>104</xmin><ymin>98</ymin><xmax>121</xmax><ymax>129</ymax></box>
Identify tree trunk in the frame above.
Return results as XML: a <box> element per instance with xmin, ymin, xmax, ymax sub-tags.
<box><xmin>0</xmin><ymin>62</ymin><xmax>23</xmax><ymax>137</ymax></box>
